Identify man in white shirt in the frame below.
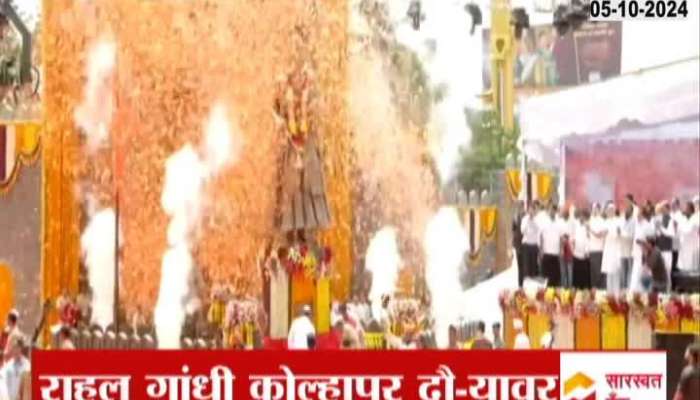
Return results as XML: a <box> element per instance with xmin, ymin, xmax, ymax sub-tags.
<box><xmin>356</xmin><ymin>298</ymin><xmax>372</xmax><ymax>328</ymax></box>
<box><xmin>620</xmin><ymin>205</ymin><xmax>636</xmax><ymax>290</ymax></box>
<box><xmin>0</xmin><ymin>336</ymin><xmax>30</xmax><ymax>400</ymax></box>
<box><xmin>513</xmin><ymin>319</ymin><xmax>530</xmax><ymax>349</ymax></box>
<box><xmin>624</xmin><ymin>194</ymin><xmax>638</xmax><ymax>216</ymax></box>
<box><xmin>693</xmin><ymin>197</ymin><xmax>700</xmax><ymax>270</ymax></box>
<box><xmin>630</xmin><ymin>207</ymin><xmax>656</xmax><ymax>292</ymax></box>
<box><xmin>678</xmin><ymin>199</ymin><xmax>700</xmax><ymax>272</ymax></box>
<box><xmin>572</xmin><ymin>209</ymin><xmax>591</xmax><ymax>289</ymax></box>
<box><xmin>539</xmin><ymin>205</ymin><xmax>562</xmax><ymax>287</ymax></box>
<box><xmin>0</xmin><ymin>310</ymin><xmax>21</xmax><ymax>363</ymax></box>
<box><xmin>373</xmin><ymin>295</ymin><xmax>392</xmax><ymax>329</ymax></box>
<box><xmin>287</xmin><ymin>305</ymin><xmax>315</xmax><ymax>350</ymax></box>
<box><xmin>588</xmin><ymin>203</ymin><xmax>606</xmax><ymax>289</ymax></box>
<box><xmin>555</xmin><ymin>206</ymin><xmax>575</xmax><ymax>287</ymax></box>
<box><xmin>601</xmin><ymin>203</ymin><xmax>623</xmax><ymax>293</ymax></box>
<box><xmin>513</xmin><ymin>200</ymin><xmax>526</xmax><ymax>286</ymax></box>
<box><xmin>520</xmin><ymin>203</ymin><xmax>541</xmax><ymax>281</ymax></box>
<box><xmin>656</xmin><ymin>202</ymin><xmax>676</xmax><ymax>292</ymax></box>
<box><xmin>339</xmin><ymin>303</ymin><xmax>364</xmax><ymax>347</ymax></box>
<box><xmin>671</xmin><ymin>198</ymin><xmax>683</xmax><ymax>271</ymax></box>
<box><xmin>535</xmin><ymin>202</ymin><xmax>549</xmax><ymax>231</ymax></box>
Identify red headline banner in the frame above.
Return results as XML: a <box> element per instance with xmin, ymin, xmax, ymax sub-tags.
<box><xmin>33</xmin><ymin>351</ymin><xmax>561</xmax><ymax>400</ymax></box>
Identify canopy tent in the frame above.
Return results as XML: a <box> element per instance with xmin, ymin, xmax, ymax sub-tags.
<box><xmin>561</xmin><ymin>117</ymin><xmax>700</xmax><ymax>144</ymax></box>
<box><xmin>519</xmin><ymin>58</ymin><xmax>700</xmax><ymax>168</ymax></box>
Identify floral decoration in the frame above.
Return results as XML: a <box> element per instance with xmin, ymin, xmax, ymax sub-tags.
<box><xmin>265</xmin><ymin>243</ymin><xmax>332</xmax><ymax>279</ymax></box>
<box><xmin>657</xmin><ymin>294</ymin><xmax>700</xmax><ymax>323</ymax></box>
<box><xmin>573</xmin><ymin>289</ymin><xmax>599</xmax><ymax>319</ymax></box>
<box><xmin>498</xmin><ymin>289</ymin><xmax>700</xmax><ymax>327</ymax></box>
<box><xmin>600</xmin><ymin>293</ymin><xmax>630</xmax><ymax>316</ymax></box>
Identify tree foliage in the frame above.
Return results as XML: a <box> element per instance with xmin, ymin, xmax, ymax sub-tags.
<box><xmin>387</xmin><ymin>43</ymin><xmax>432</xmax><ymax>129</ymax></box>
<box><xmin>456</xmin><ymin>109</ymin><xmax>520</xmax><ymax>191</ymax></box>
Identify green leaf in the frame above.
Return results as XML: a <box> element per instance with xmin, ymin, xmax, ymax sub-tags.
<box><xmin>456</xmin><ymin>109</ymin><xmax>520</xmax><ymax>191</ymax></box>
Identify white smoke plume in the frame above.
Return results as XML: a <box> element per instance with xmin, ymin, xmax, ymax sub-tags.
<box><xmin>382</xmin><ymin>0</ymin><xmax>482</xmax><ymax>183</ymax></box>
<box><xmin>77</xmin><ymin>38</ymin><xmax>119</xmax><ymax>330</ymax></box>
<box><xmin>154</xmin><ymin>244</ymin><xmax>195</xmax><ymax>349</ymax></box>
<box><xmin>81</xmin><ymin>208</ymin><xmax>120</xmax><ymax>329</ymax></box>
<box><xmin>365</xmin><ymin>227</ymin><xmax>402</xmax><ymax>320</ymax></box>
<box><xmin>348</xmin><ymin>1</ymin><xmax>438</xmax><ymax>263</ymax></box>
<box><xmin>424</xmin><ymin>206</ymin><xmax>469</xmax><ymax>348</ymax></box>
<box><xmin>160</xmin><ymin>145</ymin><xmax>207</xmax><ymax>247</ymax></box>
<box><xmin>203</xmin><ymin>103</ymin><xmax>242</xmax><ymax>174</ymax></box>
<box><xmin>154</xmin><ymin>103</ymin><xmax>240</xmax><ymax>349</ymax></box>
<box><xmin>75</xmin><ymin>39</ymin><xmax>116</xmax><ymax>152</ymax></box>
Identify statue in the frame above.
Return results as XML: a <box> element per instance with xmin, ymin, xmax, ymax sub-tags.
<box><xmin>273</xmin><ymin>59</ymin><xmax>331</xmax><ymax>234</ymax></box>
<box><xmin>264</xmin><ymin>25</ymin><xmax>334</xmax><ymax>339</ymax></box>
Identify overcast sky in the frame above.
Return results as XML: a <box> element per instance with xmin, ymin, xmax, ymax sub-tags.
<box><xmin>11</xmin><ymin>0</ymin><xmax>700</xmax><ymax>73</ymax></box>
<box><xmin>12</xmin><ymin>0</ymin><xmax>41</xmax><ymax>30</ymax></box>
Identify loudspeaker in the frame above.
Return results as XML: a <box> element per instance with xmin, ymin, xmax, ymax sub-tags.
<box><xmin>654</xmin><ymin>333</ymin><xmax>698</xmax><ymax>399</ymax></box>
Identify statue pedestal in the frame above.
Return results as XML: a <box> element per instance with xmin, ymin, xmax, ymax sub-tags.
<box><xmin>315</xmin><ymin>278</ymin><xmax>331</xmax><ymax>335</ymax></box>
<box><xmin>267</xmin><ymin>271</ymin><xmax>290</xmax><ymax>340</ymax></box>
<box><xmin>265</xmin><ymin>270</ymin><xmax>331</xmax><ymax>339</ymax></box>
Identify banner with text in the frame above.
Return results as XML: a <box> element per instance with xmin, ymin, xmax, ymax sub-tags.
<box><xmin>33</xmin><ymin>351</ymin><xmax>666</xmax><ymax>400</ymax></box>
<box><xmin>482</xmin><ymin>21</ymin><xmax>623</xmax><ymax>96</ymax></box>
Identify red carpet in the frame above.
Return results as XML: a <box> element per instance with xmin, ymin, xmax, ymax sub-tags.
<box><xmin>263</xmin><ymin>332</ymin><xmax>340</xmax><ymax>350</ymax></box>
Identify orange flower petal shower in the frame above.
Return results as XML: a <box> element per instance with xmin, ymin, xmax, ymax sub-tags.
<box><xmin>42</xmin><ymin>0</ymin><xmax>353</xmax><ymax>318</ymax></box>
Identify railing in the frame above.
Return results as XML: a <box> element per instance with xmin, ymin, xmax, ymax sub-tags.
<box><xmin>51</xmin><ymin>327</ymin><xmax>223</xmax><ymax>350</ymax></box>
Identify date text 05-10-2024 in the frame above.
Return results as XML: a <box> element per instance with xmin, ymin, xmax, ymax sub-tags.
<box><xmin>590</xmin><ymin>0</ymin><xmax>689</xmax><ymax>19</ymax></box>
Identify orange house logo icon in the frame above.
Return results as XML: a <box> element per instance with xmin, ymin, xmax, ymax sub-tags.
<box><xmin>564</xmin><ymin>372</ymin><xmax>596</xmax><ymax>400</ymax></box>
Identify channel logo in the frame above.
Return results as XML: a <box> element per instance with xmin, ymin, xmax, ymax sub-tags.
<box><xmin>560</xmin><ymin>352</ymin><xmax>666</xmax><ymax>400</ymax></box>
<box><xmin>563</xmin><ymin>372</ymin><xmax>596</xmax><ymax>400</ymax></box>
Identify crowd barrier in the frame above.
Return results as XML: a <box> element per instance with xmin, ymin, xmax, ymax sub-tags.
<box><xmin>51</xmin><ymin>327</ymin><xmax>225</xmax><ymax>350</ymax></box>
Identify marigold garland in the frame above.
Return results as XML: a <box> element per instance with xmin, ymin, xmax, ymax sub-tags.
<box><xmin>499</xmin><ymin>289</ymin><xmax>700</xmax><ymax>327</ymax></box>
<box><xmin>264</xmin><ymin>243</ymin><xmax>332</xmax><ymax>280</ymax></box>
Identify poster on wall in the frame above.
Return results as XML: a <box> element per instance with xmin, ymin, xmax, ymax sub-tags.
<box><xmin>482</xmin><ymin>21</ymin><xmax>622</xmax><ymax>94</ymax></box>
<box><xmin>0</xmin><ymin>0</ymin><xmax>41</xmax><ymax>121</ymax></box>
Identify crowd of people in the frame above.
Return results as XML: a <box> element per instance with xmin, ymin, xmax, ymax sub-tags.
<box><xmin>286</xmin><ymin>295</ymin><xmax>435</xmax><ymax>350</ymax></box>
<box><xmin>205</xmin><ymin>287</ymin><xmax>265</xmax><ymax>349</ymax></box>
<box><xmin>514</xmin><ymin>195</ymin><xmax>700</xmax><ymax>293</ymax></box>
<box><xmin>448</xmin><ymin>321</ymin><xmax>505</xmax><ymax>350</ymax></box>
<box><xmin>285</xmin><ymin>297</ymin><xmax>509</xmax><ymax>351</ymax></box>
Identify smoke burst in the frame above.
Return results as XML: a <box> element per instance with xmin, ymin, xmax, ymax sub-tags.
<box><xmin>424</xmin><ymin>206</ymin><xmax>468</xmax><ymax>348</ymax></box>
<box><xmin>154</xmin><ymin>103</ymin><xmax>241</xmax><ymax>349</ymax></box>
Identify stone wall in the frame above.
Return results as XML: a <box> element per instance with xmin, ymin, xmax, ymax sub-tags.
<box><xmin>0</xmin><ymin>161</ymin><xmax>42</xmax><ymax>333</ymax></box>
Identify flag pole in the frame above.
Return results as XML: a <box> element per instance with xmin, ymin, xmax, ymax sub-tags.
<box><xmin>113</xmin><ymin>68</ymin><xmax>121</xmax><ymax>334</ymax></box>
<box><xmin>114</xmin><ymin>190</ymin><xmax>120</xmax><ymax>333</ymax></box>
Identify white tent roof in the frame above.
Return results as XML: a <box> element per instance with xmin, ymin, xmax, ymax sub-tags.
<box><xmin>563</xmin><ymin>117</ymin><xmax>700</xmax><ymax>146</ymax></box>
<box><xmin>519</xmin><ymin>58</ymin><xmax>700</xmax><ymax>166</ymax></box>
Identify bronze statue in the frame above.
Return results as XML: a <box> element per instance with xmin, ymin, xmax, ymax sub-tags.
<box><xmin>273</xmin><ymin>60</ymin><xmax>331</xmax><ymax>234</ymax></box>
